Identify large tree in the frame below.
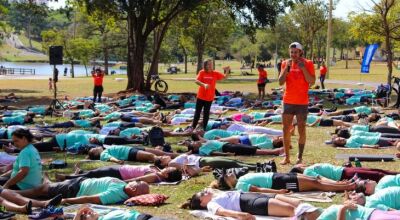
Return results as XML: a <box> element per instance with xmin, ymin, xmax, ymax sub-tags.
<box><xmin>77</xmin><ymin>0</ymin><xmax>295</xmax><ymax>91</ymax></box>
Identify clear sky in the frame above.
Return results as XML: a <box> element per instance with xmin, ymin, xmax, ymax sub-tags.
<box><xmin>49</xmin><ymin>0</ymin><xmax>372</xmax><ymax>19</ymax></box>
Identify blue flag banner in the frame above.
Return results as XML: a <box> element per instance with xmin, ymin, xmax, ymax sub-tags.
<box><xmin>361</xmin><ymin>44</ymin><xmax>379</xmax><ymax>73</ymax></box>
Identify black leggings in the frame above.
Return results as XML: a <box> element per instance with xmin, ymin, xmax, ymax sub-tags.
<box><xmin>103</xmin><ymin>136</ymin><xmax>144</xmax><ymax>145</ymax></box>
<box><xmin>370</xmin><ymin>126</ymin><xmax>400</xmax><ymax>134</ymax></box>
<box><xmin>49</xmin><ymin>121</ymin><xmax>75</xmax><ymax>128</ymax></box>
<box><xmin>31</xmin><ymin>137</ymin><xmax>60</xmax><ymax>152</ymax></box>
<box><xmin>192</xmin><ymin>98</ymin><xmax>212</xmax><ymax>130</ymax></box>
<box><xmin>222</xmin><ymin>143</ymin><xmax>257</xmax><ymax>155</ymax></box>
<box><xmin>65</xmin><ymin>165</ymin><xmax>122</xmax><ymax>180</ymax></box>
<box><xmin>93</xmin><ymin>85</ymin><xmax>103</xmax><ymax>103</ymax></box>
<box><xmin>380</xmin><ymin>133</ymin><xmax>400</xmax><ymax>138</ymax></box>
<box><xmin>199</xmin><ymin>157</ymin><xmax>256</xmax><ymax>170</ymax></box>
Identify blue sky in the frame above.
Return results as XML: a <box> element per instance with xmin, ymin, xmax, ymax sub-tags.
<box><xmin>48</xmin><ymin>0</ymin><xmax>372</xmax><ymax>19</ymax></box>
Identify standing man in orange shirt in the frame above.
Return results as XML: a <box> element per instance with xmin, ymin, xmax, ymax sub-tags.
<box><xmin>319</xmin><ymin>61</ymin><xmax>327</xmax><ymax>89</ymax></box>
<box><xmin>92</xmin><ymin>68</ymin><xmax>104</xmax><ymax>103</ymax></box>
<box><xmin>191</xmin><ymin>59</ymin><xmax>230</xmax><ymax>131</ymax></box>
<box><xmin>278</xmin><ymin>42</ymin><xmax>315</xmax><ymax>165</ymax></box>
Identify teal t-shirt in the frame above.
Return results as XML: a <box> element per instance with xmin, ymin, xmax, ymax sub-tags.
<box><xmin>250</xmin><ymin>112</ymin><xmax>266</xmax><ymax>120</ymax></box>
<box><xmin>74</xmin><ymin>120</ymin><xmax>92</xmax><ymax>128</ymax></box>
<box><xmin>317</xmin><ymin>205</ymin><xmax>375</xmax><ymax>220</ymax></box>
<box><xmin>248</xmin><ymin>134</ymin><xmax>273</xmax><ymax>149</ymax></box>
<box><xmin>105</xmin><ymin>112</ymin><xmax>122</xmax><ymax>121</ymax></box>
<box><xmin>168</xmin><ymin>95</ymin><xmax>180</xmax><ymax>101</ymax></box>
<box><xmin>306</xmin><ymin>115</ymin><xmax>320</xmax><ymax>125</ymax></box>
<box><xmin>184</xmin><ymin>102</ymin><xmax>196</xmax><ymax>109</ymax></box>
<box><xmin>236</xmin><ymin>173</ymin><xmax>274</xmax><ymax>192</ymax></box>
<box><xmin>78</xmin><ymin>110</ymin><xmax>95</xmax><ymax>118</ymax></box>
<box><xmin>135</xmin><ymin>106</ymin><xmax>151</xmax><ymax>112</ymax></box>
<box><xmin>100</xmin><ymin>145</ymin><xmax>132</xmax><ymax>161</ymax></box>
<box><xmin>376</xmin><ymin>175</ymin><xmax>400</xmax><ymax>192</ymax></box>
<box><xmin>334</xmin><ymin>92</ymin><xmax>345</xmax><ymax>98</ymax></box>
<box><xmin>351</xmin><ymin>130</ymin><xmax>381</xmax><ymax>138</ymax></box>
<box><xmin>365</xmin><ymin>187</ymin><xmax>400</xmax><ymax>210</ymax></box>
<box><xmin>55</xmin><ymin>134</ymin><xmax>90</xmax><ymax>149</ymax></box>
<box><xmin>345</xmin><ymin>135</ymin><xmax>380</xmax><ymax>148</ymax></box>
<box><xmin>354</xmin><ymin>106</ymin><xmax>372</xmax><ymax>114</ymax></box>
<box><xmin>120</xmin><ymin>128</ymin><xmax>142</xmax><ymax>138</ymax></box>
<box><xmin>346</xmin><ymin>96</ymin><xmax>362</xmax><ymax>105</ymax></box>
<box><xmin>77</xmin><ymin>177</ymin><xmax>128</xmax><ymax>205</ymax></box>
<box><xmin>303</xmin><ymin>163</ymin><xmax>344</xmax><ymax>181</ymax></box>
<box><xmin>205</xmin><ymin>121</ymin><xmax>218</xmax><ymax>131</ymax></box>
<box><xmin>118</xmin><ymin>99</ymin><xmax>132</xmax><ymax>107</ymax></box>
<box><xmin>85</xmin><ymin>134</ymin><xmax>106</xmax><ymax>143</ymax></box>
<box><xmin>99</xmin><ymin>210</ymin><xmax>141</xmax><ymax>220</ymax></box>
<box><xmin>204</xmin><ymin>130</ymin><xmax>236</xmax><ymax>140</ymax></box>
<box><xmin>10</xmin><ymin>110</ymin><xmax>28</xmax><ymax>116</ymax></box>
<box><xmin>268</xmin><ymin>115</ymin><xmax>282</xmax><ymax>123</ymax></box>
<box><xmin>3</xmin><ymin>116</ymin><xmax>25</xmax><ymax>125</ymax></box>
<box><xmin>28</xmin><ymin>106</ymin><xmax>46</xmax><ymax>115</ymax></box>
<box><xmin>95</xmin><ymin>104</ymin><xmax>112</xmax><ymax>113</ymax></box>
<box><xmin>104</xmin><ymin>122</ymin><xmax>122</xmax><ymax>128</ymax></box>
<box><xmin>68</xmin><ymin>130</ymin><xmax>93</xmax><ymax>135</ymax></box>
<box><xmin>199</xmin><ymin>141</ymin><xmax>226</xmax><ymax>156</ymax></box>
<box><xmin>350</xmin><ymin>125</ymin><xmax>370</xmax><ymax>134</ymax></box>
<box><xmin>11</xmin><ymin>144</ymin><xmax>42</xmax><ymax>190</ymax></box>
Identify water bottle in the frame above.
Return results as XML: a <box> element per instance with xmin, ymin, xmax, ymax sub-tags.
<box><xmin>354</xmin><ymin>158</ymin><xmax>362</xmax><ymax>167</ymax></box>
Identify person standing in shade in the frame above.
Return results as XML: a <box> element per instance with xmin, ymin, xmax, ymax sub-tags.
<box><xmin>278</xmin><ymin>42</ymin><xmax>315</xmax><ymax>165</ymax></box>
<box><xmin>92</xmin><ymin>68</ymin><xmax>104</xmax><ymax>103</ymax></box>
<box><xmin>190</xmin><ymin>59</ymin><xmax>229</xmax><ymax>131</ymax></box>
<box><xmin>257</xmin><ymin>64</ymin><xmax>267</xmax><ymax>100</ymax></box>
<box><xmin>64</xmin><ymin>67</ymin><xmax>68</xmax><ymax>76</ymax></box>
<box><xmin>319</xmin><ymin>62</ymin><xmax>327</xmax><ymax>89</ymax></box>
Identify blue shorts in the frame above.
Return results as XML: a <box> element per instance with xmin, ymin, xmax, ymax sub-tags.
<box><xmin>239</xmin><ymin>135</ymin><xmax>251</xmax><ymax>146</ymax></box>
<box><xmin>130</xmin><ymin>117</ymin><xmax>139</xmax><ymax>123</ymax></box>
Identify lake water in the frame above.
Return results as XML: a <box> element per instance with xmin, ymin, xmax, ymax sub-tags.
<box><xmin>0</xmin><ymin>62</ymin><xmax>127</xmax><ymax>77</ymax></box>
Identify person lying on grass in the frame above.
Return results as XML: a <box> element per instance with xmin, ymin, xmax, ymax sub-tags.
<box><xmin>13</xmin><ymin>176</ymin><xmax>149</xmax><ymax>205</ymax></box>
<box><xmin>87</xmin><ymin>145</ymin><xmax>178</xmax><ymax>164</ymax></box>
<box><xmin>73</xmin><ymin>205</ymin><xmax>164</xmax><ymax>220</ymax></box>
<box><xmin>55</xmin><ymin>164</ymin><xmax>182</xmax><ymax>184</ymax></box>
<box><xmin>290</xmin><ymin>163</ymin><xmax>397</xmax><ymax>183</ymax></box>
<box><xmin>331</xmin><ymin>136</ymin><xmax>400</xmax><ymax>149</ymax></box>
<box><xmin>211</xmin><ymin>171</ymin><xmax>376</xmax><ymax>195</ymax></box>
<box><xmin>0</xmin><ymin>115</ymin><xmax>33</xmax><ymax>125</ymax></box>
<box><xmin>345</xmin><ymin>187</ymin><xmax>400</xmax><ymax>212</ymax></box>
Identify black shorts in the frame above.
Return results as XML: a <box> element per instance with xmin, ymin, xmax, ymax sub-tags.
<box><xmin>283</xmin><ymin>104</ymin><xmax>308</xmax><ymax>115</ymax></box>
<box><xmin>93</xmin><ymin>85</ymin><xmax>104</xmax><ymax>93</ymax></box>
<box><xmin>239</xmin><ymin>192</ymin><xmax>275</xmax><ymax>216</ymax></box>
<box><xmin>127</xmin><ymin>147</ymin><xmax>145</xmax><ymax>161</ymax></box>
<box><xmin>48</xmin><ymin>177</ymin><xmax>86</xmax><ymax>199</ymax></box>
<box><xmin>319</xmin><ymin>119</ymin><xmax>334</xmax><ymax>126</ymax></box>
<box><xmin>331</xmin><ymin>115</ymin><xmax>352</xmax><ymax>122</ymax></box>
<box><xmin>222</xmin><ymin>143</ymin><xmax>257</xmax><ymax>155</ymax></box>
<box><xmin>343</xmin><ymin>109</ymin><xmax>356</xmax><ymax>115</ymax></box>
<box><xmin>257</xmin><ymin>83</ymin><xmax>266</xmax><ymax>88</ymax></box>
<box><xmin>376</xmin><ymin>138</ymin><xmax>394</xmax><ymax>147</ymax></box>
<box><xmin>271</xmin><ymin>173</ymin><xmax>299</xmax><ymax>192</ymax></box>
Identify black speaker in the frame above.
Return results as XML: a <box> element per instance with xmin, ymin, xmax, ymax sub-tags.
<box><xmin>49</xmin><ymin>46</ymin><xmax>63</xmax><ymax>65</ymax></box>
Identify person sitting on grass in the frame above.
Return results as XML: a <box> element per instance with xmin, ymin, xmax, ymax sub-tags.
<box><xmin>13</xmin><ymin>176</ymin><xmax>149</xmax><ymax>205</ymax></box>
<box><xmin>290</xmin><ymin>163</ymin><xmax>398</xmax><ymax>183</ymax></box>
<box><xmin>87</xmin><ymin>145</ymin><xmax>178</xmax><ymax>164</ymax></box>
<box><xmin>212</xmin><ymin>171</ymin><xmax>375</xmax><ymax>195</ymax></box>
<box><xmin>55</xmin><ymin>164</ymin><xmax>182</xmax><ymax>184</ymax></box>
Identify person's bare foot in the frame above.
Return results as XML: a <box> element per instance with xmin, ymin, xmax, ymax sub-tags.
<box><xmin>296</xmin><ymin>158</ymin><xmax>303</xmax><ymax>164</ymax></box>
<box><xmin>280</xmin><ymin>158</ymin><xmax>291</xmax><ymax>165</ymax></box>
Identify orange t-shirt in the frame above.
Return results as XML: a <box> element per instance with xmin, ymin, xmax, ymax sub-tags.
<box><xmin>257</xmin><ymin>69</ymin><xmax>267</xmax><ymax>84</ymax></box>
<box><xmin>281</xmin><ymin>59</ymin><xmax>315</xmax><ymax>105</ymax></box>
<box><xmin>320</xmin><ymin>66</ymin><xmax>327</xmax><ymax>76</ymax></box>
<box><xmin>93</xmin><ymin>73</ymin><xmax>104</xmax><ymax>86</ymax></box>
<box><xmin>196</xmin><ymin>70</ymin><xmax>225</xmax><ymax>101</ymax></box>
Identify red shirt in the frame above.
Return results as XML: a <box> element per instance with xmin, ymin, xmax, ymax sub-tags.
<box><xmin>320</xmin><ymin>66</ymin><xmax>327</xmax><ymax>76</ymax></box>
<box><xmin>257</xmin><ymin>69</ymin><xmax>267</xmax><ymax>84</ymax></box>
<box><xmin>196</xmin><ymin>70</ymin><xmax>225</xmax><ymax>101</ymax></box>
<box><xmin>92</xmin><ymin>73</ymin><xmax>104</xmax><ymax>86</ymax></box>
<box><xmin>281</xmin><ymin>59</ymin><xmax>315</xmax><ymax>105</ymax></box>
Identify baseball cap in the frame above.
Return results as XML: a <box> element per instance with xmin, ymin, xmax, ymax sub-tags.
<box><xmin>289</xmin><ymin>42</ymin><xmax>303</xmax><ymax>51</ymax></box>
<box><xmin>292</xmin><ymin>203</ymin><xmax>320</xmax><ymax>219</ymax></box>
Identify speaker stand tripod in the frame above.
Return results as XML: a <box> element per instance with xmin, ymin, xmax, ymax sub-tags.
<box><xmin>48</xmin><ymin>65</ymin><xmax>64</xmax><ymax>117</ymax></box>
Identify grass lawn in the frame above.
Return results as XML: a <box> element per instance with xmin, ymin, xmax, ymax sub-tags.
<box><xmin>3</xmin><ymin>59</ymin><xmax>400</xmax><ymax>219</ymax></box>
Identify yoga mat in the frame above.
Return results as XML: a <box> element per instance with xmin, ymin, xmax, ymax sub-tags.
<box><xmin>336</xmin><ymin>154</ymin><xmax>395</xmax><ymax>162</ymax></box>
<box><xmin>190</xmin><ymin>210</ymin><xmax>289</xmax><ymax>220</ymax></box>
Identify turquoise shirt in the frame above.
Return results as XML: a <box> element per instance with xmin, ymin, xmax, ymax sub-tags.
<box><xmin>73</xmin><ymin>120</ymin><xmax>92</xmax><ymax>128</ymax></box>
<box><xmin>306</xmin><ymin>115</ymin><xmax>320</xmax><ymax>125</ymax></box>
<box><xmin>55</xmin><ymin>134</ymin><xmax>90</xmax><ymax>149</ymax></box>
<box><xmin>345</xmin><ymin>135</ymin><xmax>380</xmax><ymax>148</ymax></box>
<box><xmin>11</xmin><ymin>144</ymin><xmax>42</xmax><ymax>190</ymax></box>
<box><xmin>236</xmin><ymin>173</ymin><xmax>274</xmax><ymax>192</ymax></box>
<box><xmin>168</xmin><ymin>95</ymin><xmax>180</xmax><ymax>101</ymax></box>
<box><xmin>105</xmin><ymin>112</ymin><xmax>122</xmax><ymax>121</ymax></box>
<box><xmin>268</xmin><ymin>115</ymin><xmax>282</xmax><ymax>123</ymax></box>
<box><xmin>104</xmin><ymin>122</ymin><xmax>122</xmax><ymax>128</ymax></box>
<box><xmin>376</xmin><ymin>175</ymin><xmax>400</xmax><ymax>192</ymax></box>
<box><xmin>77</xmin><ymin>177</ymin><xmax>128</xmax><ymax>205</ymax></box>
<box><xmin>100</xmin><ymin>145</ymin><xmax>132</xmax><ymax>161</ymax></box>
<box><xmin>204</xmin><ymin>130</ymin><xmax>239</xmax><ymax>140</ymax></box>
<box><xmin>248</xmin><ymin>134</ymin><xmax>273</xmax><ymax>149</ymax></box>
<box><xmin>95</xmin><ymin>104</ymin><xmax>112</xmax><ymax>113</ymax></box>
<box><xmin>118</xmin><ymin>99</ymin><xmax>132</xmax><ymax>107</ymax></box>
<box><xmin>206</xmin><ymin>121</ymin><xmax>219</xmax><ymax>131</ymax></box>
<box><xmin>335</xmin><ymin>92</ymin><xmax>345</xmax><ymax>98</ymax></box>
<box><xmin>28</xmin><ymin>106</ymin><xmax>46</xmax><ymax>115</ymax></box>
<box><xmin>317</xmin><ymin>205</ymin><xmax>375</xmax><ymax>220</ymax></box>
<box><xmin>68</xmin><ymin>130</ymin><xmax>93</xmax><ymax>135</ymax></box>
<box><xmin>120</xmin><ymin>128</ymin><xmax>142</xmax><ymax>138</ymax></box>
<box><xmin>78</xmin><ymin>110</ymin><xmax>95</xmax><ymax>118</ymax></box>
<box><xmin>346</xmin><ymin>96</ymin><xmax>362</xmax><ymax>105</ymax></box>
<box><xmin>184</xmin><ymin>102</ymin><xmax>196</xmax><ymax>109</ymax></box>
<box><xmin>303</xmin><ymin>163</ymin><xmax>344</xmax><ymax>181</ymax></box>
<box><xmin>3</xmin><ymin>116</ymin><xmax>25</xmax><ymax>125</ymax></box>
<box><xmin>99</xmin><ymin>210</ymin><xmax>140</xmax><ymax>220</ymax></box>
<box><xmin>350</xmin><ymin>125</ymin><xmax>370</xmax><ymax>134</ymax></box>
<box><xmin>354</xmin><ymin>106</ymin><xmax>372</xmax><ymax>114</ymax></box>
<box><xmin>199</xmin><ymin>141</ymin><xmax>226</xmax><ymax>156</ymax></box>
<box><xmin>351</xmin><ymin>130</ymin><xmax>381</xmax><ymax>138</ymax></box>
<box><xmin>250</xmin><ymin>112</ymin><xmax>266</xmax><ymax>120</ymax></box>
<box><xmin>365</xmin><ymin>187</ymin><xmax>400</xmax><ymax>210</ymax></box>
<box><xmin>10</xmin><ymin>110</ymin><xmax>27</xmax><ymax>116</ymax></box>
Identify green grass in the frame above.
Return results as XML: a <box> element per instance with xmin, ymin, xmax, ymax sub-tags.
<box><xmin>0</xmin><ymin>44</ymin><xmax>47</xmax><ymax>62</ymax></box>
<box><xmin>18</xmin><ymin>35</ymin><xmax>43</xmax><ymax>52</ymax></box>
<box><xmin>3</xmin><ymin>58</ymin><xmax>400</xmax><ymax>219</ymax></box>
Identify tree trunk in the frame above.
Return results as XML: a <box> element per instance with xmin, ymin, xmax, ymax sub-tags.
<box><xmin>196</xmin><ymin>46</ymin><xmax>204</xmax><ymax>74</ymax></box>
<box><xmin>70</xmin><ymin>60</ymin><xmax>75</xmax><ymax>78</ymax></box>
<box><xmin>103</xmin><ymin>33</ymin><xmax>109</xmax><ymax>75</ymax></box>
<box><xmin>309</xmin><ymin>34</ymin><xmax>314</xmax><ymax>60</ymax></box>
<box><xmin>345</xmin><ymin>42</ymin><xmax>349</xmax><ymax>69</ymax></box>
<box><xmin>84</xmin><ymin>64</ymin><xmax>88</xmax><ymax>77</ymax></box>
<box><xmin>340</xmin><ymin>48</ymin><xmax>344</xmax><ymax>60</ymax></box>
<box><xmin>126</xmin><ymin>14</ymin><xmax>145</xmax><ymax>91</ymax></box>
<box><xmin>27</xmin><ymin>18</ymin><xmax>32</xmax><ymax>49</ymax></box>
<box><xmin>385</xmin><ymin>28</ymin><xmax>393</xmax><ymax>85</ymax></box>
<box><xmin>183</xmin><ymin>48</ymin><xmax>188</xmax><ymax>74</ymax></box>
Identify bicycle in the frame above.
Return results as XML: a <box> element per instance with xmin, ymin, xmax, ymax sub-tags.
<box><xmin>149</xmin><ymin>74</ymin><xmax>168</xmax><ymax>93</ymax></box>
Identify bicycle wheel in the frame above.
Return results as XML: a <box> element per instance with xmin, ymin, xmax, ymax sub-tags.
<box><xmin>154</xmin><ymin>80</ymin><xmax>168</xmax><ymax>93</ymax></box>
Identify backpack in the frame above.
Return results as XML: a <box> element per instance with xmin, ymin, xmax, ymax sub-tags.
<box><xmin>148</xmin><ymin>126</ymin><xmax>165</xmax><ymax>147</ymax></box>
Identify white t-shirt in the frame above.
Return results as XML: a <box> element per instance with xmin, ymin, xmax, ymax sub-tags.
<box><xmin>169</xmin><ymin>154</ymin><xmax>201</xmax><ymax>169</ymax></box>
<box><xmin>207</xmin><ymin>191</ymin><xmax>241</xmax><ymax>214</ymax></box>
<box><xmin>171</xmin><ymin>117</ymin><xmax>190</xmax><ymax>125</ymax></box>
<box><xmin>181</xmin><ymin>108</ymin><xmax>195</xmax><ymax>114</ymax></box>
